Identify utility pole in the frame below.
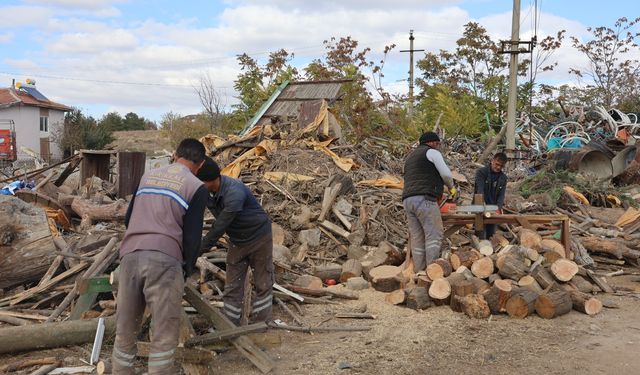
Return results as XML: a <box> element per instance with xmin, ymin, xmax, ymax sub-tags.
<box><xmin>505</xmin><ymin>0</ymin><xmax>521</xmax><ymax>151</ymax></box>
<box><xmin>400</xmin><ymin>30</ymin><xmax>424</xmax><ymax>117</ymax></box>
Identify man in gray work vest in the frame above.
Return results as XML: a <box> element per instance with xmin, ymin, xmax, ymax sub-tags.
<box><xmin>112</xmin><ymin>138</ymin><xmax>208</xmax><ymax>375</ymax></box>
<box><xmin>402</xmin><ymin>132</ymin><xmax>457</xmax><ymax>273</ymax></box>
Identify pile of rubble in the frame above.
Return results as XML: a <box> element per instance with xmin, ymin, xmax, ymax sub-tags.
<box><xmin>0</xmin><ymin>109</ymin><xmax>638</xmax><ymax>373</ymax></box>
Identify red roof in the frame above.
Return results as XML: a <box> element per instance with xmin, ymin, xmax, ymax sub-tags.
<box><xmin>0</xmin><ymin>88</ymin><xmax>72</xmax><ymax>111</ymax></box>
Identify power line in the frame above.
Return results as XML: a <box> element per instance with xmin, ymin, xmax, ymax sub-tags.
<box><xmin>0</xmin><ymin>71</ymin><xmax>209</xmax><ymax>88</ymax></box>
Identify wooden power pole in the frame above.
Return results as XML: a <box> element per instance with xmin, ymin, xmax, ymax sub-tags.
<box><xmin>505</xmin><ymin>0</ymin><xmax>521</xmax><ymax>151</ymax></box>
<box><xmin>400</xmin><ymin>30</ymin><xmax>424</xmax><ymax>117</ymax></box>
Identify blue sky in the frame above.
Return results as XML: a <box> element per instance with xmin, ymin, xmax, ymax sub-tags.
<box><xmin>0</xmin><ymin>0</ymin><xmax>638</xmax><ymax>124</ymax></box>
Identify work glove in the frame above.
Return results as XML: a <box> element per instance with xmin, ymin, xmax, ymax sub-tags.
<box><xmin>449</xmin><ymin>187</ymin><xmax>458</xmax><ymax>198</ymax></box>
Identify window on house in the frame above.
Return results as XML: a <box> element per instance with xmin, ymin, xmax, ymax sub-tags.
<box><xmin>40</xmin><ymin>116</ymin><xmax>48</xmax><ymax>132</ymax></box>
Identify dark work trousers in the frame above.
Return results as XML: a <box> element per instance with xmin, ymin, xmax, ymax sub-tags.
<box><xmin>482</xmin><ymin>224</ymin><xmax>497</xmax><ymax>240</ymax></box>
<box><xmin>112</xmin><ymin>250</ymin><xmax>184</xmax><ymax>375</ymax></box>
<box><xmin>403</xmin><ymin>195</ymin><xmax>444</xmax><ymax>273</ymax></box>
<box><xmin>223</xmin><ymin>231</ymin><xmax>274</xmax><ymax>325</ymax></box>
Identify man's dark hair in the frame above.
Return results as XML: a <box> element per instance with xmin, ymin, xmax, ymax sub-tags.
<box><xmin>175</xmin><ymin>138</ymin><xmax>206</xmax><ymax>164</ymax></box>
<box><xmin>493</xmin><ymin>152</ymin><xmax>507</xmax><ymax>163</ymax></box>
<box><xmin>196</xmin><ymin>157</ymin><xmax>221</xmax><ymax>182</ymax></box>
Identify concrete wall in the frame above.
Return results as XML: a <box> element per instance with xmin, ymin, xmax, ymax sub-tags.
<box><xmin>0</xmin><ymin>104</ymin><xmax>65</xmax><ymax>160</ymax></box>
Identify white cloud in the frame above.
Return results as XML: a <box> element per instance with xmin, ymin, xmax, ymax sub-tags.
<box><xmin>0</xmin><ymin>6</ymin><xmax>53</xmax><ymax>28</ymax></box>
<box><xmin>48</xmin><ymin>29</ymin><xmax>138</xmax><ymax>53</ymax></box>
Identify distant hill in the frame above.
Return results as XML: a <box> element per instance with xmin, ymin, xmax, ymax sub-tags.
<box><xmin>107</xmin><ymin>130</ymin><xmax>172</xmax><ymax>156</ymax></box>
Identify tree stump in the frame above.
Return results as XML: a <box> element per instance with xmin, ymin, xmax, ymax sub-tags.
<box><xmin>416</xmin><ymin>272</ymin><xmax>432</xmax><ymax>288</ymax></box>
<box><xmin>369</xmin><ymin>265</ymin><xmax>402</xmax><ymax>292</ymax></box>
<box><xmin>482</xmin><ymin>279</ymin><xmax>513</xmax><ymax>314</ymax></box>
<box><xmin>505</xmin><ymin>290</ymin><xmax>539</xmax><ymax>319</ymax></box>
<box><xmin>535</xmin><ymin>291</ymin><xmax>572</xmax><ymax>319</ymax></box>
<box><xmin>340</xmin><ymin>259</ymin><xmax>362</xmax><ymax>282</ymax></box>
<box><xmin>406</xmin><ymin>287</ymin><xmax>432</xmax><ymax>310</ymax></box>
<box><xmin>426</xmin><ymin>258</ymin><xmax>452</xmax><ymax>280</ymax></box>
<box><xmin>550</xmin><ymin>259</ymin><xmax>579</xmax><ymax>282</ymax></box>
<box><xmin>454</xmin><ymin>294</ymin><xmax>490</xmax><ymax>319</ymax></box>
<box><xmin>471</xmin><ymin>257</ymin><xmax>494</xmax><ymax>279</ymax></box>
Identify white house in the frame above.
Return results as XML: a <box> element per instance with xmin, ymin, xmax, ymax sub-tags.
<box><xmin>0</xmin><ymin>80</ymin><xmax>71</xmax><ymax>161</ymax></box>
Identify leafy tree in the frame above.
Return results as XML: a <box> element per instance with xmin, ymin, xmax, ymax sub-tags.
<box><xmin>569</xmin><ymin>17</ymin><xmax>640</xmax><ymax>108</ymax></box>
<box><xmin>52</xmin><ymin>109</ymin><xmax>114</xmax><ymax>155</ymax></box>
<box><xmin>99</xmin><ymin>111</ymin><xmax>152</xmax><ymax>132</ymax></box>
<box><xmin>233</xmin><ymin>49</ymin><xmax>299</xmax><ymax>122</ymax></box>
<box><xmin>304</xmin><ymin>36</ymin><xmax>396</xmax><ymax>140</ymax></box>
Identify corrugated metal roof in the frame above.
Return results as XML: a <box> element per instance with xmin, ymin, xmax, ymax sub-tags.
<box><xmin>255</xmin><ymin>80</ymin><xmax>346</xmax><ymax>126</ymax></box>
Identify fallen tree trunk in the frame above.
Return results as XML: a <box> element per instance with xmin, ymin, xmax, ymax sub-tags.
<box><xmin>580</xmin><ymin>236</ymin><xmax>640</xmax><ymax>263</ymax></box>
<box><xmin>0</xmin><ymin>196</ymin><xmax>58</xmax><ymax>289</ymax></box>
<box><xmin>71</xmin><ymin>197</ymin><xmax>128</xmax><ymax>221</ymax></box>
<box><xmin>0</xmin><ymin>317</ymin><xmax>115</xmax><ymax>354</ymax></box>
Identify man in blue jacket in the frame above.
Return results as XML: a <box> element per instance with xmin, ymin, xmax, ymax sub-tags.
<box><xmin>474</xmin><ymin>152</ymin><xmax>508</xmax><ymax>239</ymax></box>
<box><xmin>197</xmin><ymin>157</ymin><xmax>274</xmax><ymax>325</ymax></box>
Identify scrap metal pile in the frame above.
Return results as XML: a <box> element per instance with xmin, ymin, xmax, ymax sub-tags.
<box><xmin>0</xmin><ymin>104</ymin><xmax>639</xmax><ymax>372</ymax></box>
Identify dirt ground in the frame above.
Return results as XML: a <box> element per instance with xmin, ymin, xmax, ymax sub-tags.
<box><xmin>207</xmin><ymin>275</ymin><xmax>640</xmax><ymax>375</ymax></box>
<box><xmin>2</xmin><ymin>275</ymin><xmax>639</xmax><ymax>374</ymax></box>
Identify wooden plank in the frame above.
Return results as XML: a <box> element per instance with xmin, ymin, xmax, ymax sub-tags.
<box><xmin>5</xmin><ymin>262</ymin><xmax>89</xmax><ymax>305</ymax></box>
<box><xmin>178</xmin><ymin>310</ymin><xmax>209</xmax><ymax>375</ymax></box>
<box><xmin>515</xmin><ymin>217</ymin><xmax>534</xmax><ymax>230</ymax></box>
<box><xmin>443</xmin><ymin>224</ymin><xmax>464</xmax><ymax>239</ymax></box>
<box><xmin>53</xmin><ymin>155</ymin><xmax>83</xmax><ymax>187</ymax></box>
<box><xmin>117</xmin><ymin>151</ymin><xmax>146</xmax><ymax>198</ymax></box>
<box><xmin>561</xmin><ymin>218</ymin><xmax>571</xmax><ymax>258</ymax></box>
<box><xmin>185</xmin><ymin>322</ymin><xmax>268</xmax><ymax>347</ymax></box>
<box><xmin>183</xmin><ymin>284</ymin><xmax>275</xmax><ymax>374</ymax></box>
<box><xmin>319</xmin><ymin>220</ymin><xmax>351</xmax><ymax>239</ymax></box>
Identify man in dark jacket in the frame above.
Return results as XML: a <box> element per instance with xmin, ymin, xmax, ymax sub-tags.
<box><xmin>197</xmin><ymin>158</ymin><xmax>274</xmax><ymax>325</ymax></box>
<box><xmin>402</xmin><ymin>132</ymin><xmax>457</xmax><ymax>272</ymax></box>
<box><xmin>474</xmin><ymin>152</ymin><xmax>508</xmax><ymax>239</ymax></box>
<box><xmin>112</xmin><ymin>138</ymin><xmax>208</xmax><ymax>375</ymax></box>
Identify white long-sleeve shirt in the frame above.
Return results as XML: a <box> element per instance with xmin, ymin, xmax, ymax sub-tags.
<box><xmin>426</xmin><ymin>149</ymin><xmax>454</xmax><ymax>189</ymax></box>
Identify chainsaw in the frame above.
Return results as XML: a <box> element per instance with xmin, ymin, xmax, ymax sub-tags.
<box><xmin>437</xmin><ymin>192</ymin><xmax>459</xmax><ymax>213</ymax></box>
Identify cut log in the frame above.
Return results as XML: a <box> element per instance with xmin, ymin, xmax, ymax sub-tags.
<box><xmin>488</xmin><ymin>273</ymin><xmax>502</xmax><ymax>284</ymax></box>
<box><xmin>455</xmin><ymin>265</ymin><xmax>474</xmax><ymax>280</ymax></box>
<box><xmin>96</xmin><ymin>360</ymin><xmax>112</xmax><ymax>375</ymax></box>
<box><xmin>450</xmin><ymin>279</ymin><xmax>474</xmax><ymax>312</ymax></box>
<box><xmin>293</xmin><ymin>275</ymin><xmax>323</xmax><ymax>289</ymax></box>
<box><xmin>505</xmin><ymin>290</ymin><xmax>539</xmax><ymax>319</ymax></box>
<box><xmin>0</xmin><ymin>196</ymin><xmax>58</xmax><ymax>289</ymax></box>
<box><xmin>569</xmin><ymin>275</ymin><xmax>594</xmax><ymax>294</ymax></box>
<box><xmin>415</xmin><ymin>272</ymin><xmax>432</xmax><ymax>288</ymax></box>
<box><xmin>406</xmin><ymin>287</ymin><xmax>432</xmax><ymax>310</ymax></box>
<box><xmin>497</xmin><ymin>254</ymin><xmax>528</xmax><ymax>281</ymax></box>
<box><xmin>519</xmin><ymin>228</ymin><xmax>542</xmax><ymax>251</ymax></box>
<box><xmin>518</xmin><ymin>275</ymin><xmax>543</xmax><ymax>294</ymax></box>
<box><xmin>377</xmin><ymin>241</ymin><xmax>404</xmax><ymax>266</ymax></box>
<box><xmin>530</xmin><ymin>265</ymin><xmax>555</xmax><ymax>289</ymax></box>
<box><xmin>580</xmin><ymin>236</ymin><xmax>640</xmax><ymax>263</ymax></box>
<box><xmin>283</xmin><ymin>285</ymin><xmax>358</xmax><ymax>300</ymax></box>
<box><xmin>71</xmin><ymin>197</ymin><xmax>128</xmax><ymax>221</ymax></box>
<box><xmin>567</xmin><ymin>289</ymin><xmax>603</xmax><ymax>315</ymax></box>
<box><xmin>428</xmin><ymin>278</ymin><xmax>451</xmax><ymax>301</ymax></box>
<box><xmin>476</xmin><ymin>239</ymin><xmax>494</xmax><ymax>256</ymax></box>
<box><xmin>385</xmin><ymin>289</ymin><xmax>406</xmax><ymax>305</ymax></box>
<box><xmin>340</xmin><ymin>259</ymin><xmax>362</xmax><ymax>282</ymax></box>
<box><xmin>454</xmin><ymin>294</ymin><xmax>490</xmax><ymax>319</ymax></box>
<box><xmin>469</xmin><ymin>277</ymin><xmax>491</xmax><ymax>294</ymax></box>
<box><xmin>543</xmin><ymin>251</ymin><xmax>563</xmax><ymax>265</ymax></box>
<box><xmin>369</xmin><ymin>265</ymin><xmax>403</xmax><ymax>292</ymax></box>
<box><xmin>535</xmin><ymin>291</ymin><xmax>572</xmax><ymax>319</ymax></box>
<box><xmin>471</xmin><ymin>257</ymin><xmax>494</xmax><ymax>279</ymax></box>
<box><xmin>482</xmin><ymin>279</ymin><xmax>512</xmax><ymax>314</ymax></box>
<box><xmin>312</xmin><ymin>263</ymin><xmax>342</xmax><ymax>281</ymax></box>
<box><xmin>0</xmin><ymin>357</ymin><xmax>60</xmax><ymax>373</ymax></box>
<box><xmin>0</xmin><ymin>317</ymin><xmax>115</xmax><ymax>354</ymax></box>
<box><xmin>550</xmin><ymin>259</ymin><xmax>579</xmax><ymax>282</ymax></box>
<box><xmin>541</xmin><ymin>239</ymin><xmax>565</xmax><ymax>258</ymax></box>
<box><xmin>426</xmin><ymin>258</ymin><xmax>452</xmax><ymax>280</ymax></box>
<box><xmin>450</xmin><ymin>249</ymin><xmax>481</xmax><ymax>270</ymax></box>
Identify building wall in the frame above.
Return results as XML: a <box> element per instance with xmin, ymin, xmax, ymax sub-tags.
<box><xmin>0</xmin><ymin>105</ymin><xmax>65</xmax><ymax>160</ymax></box>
